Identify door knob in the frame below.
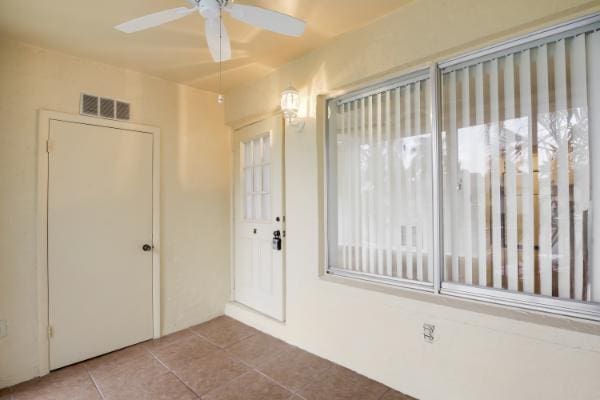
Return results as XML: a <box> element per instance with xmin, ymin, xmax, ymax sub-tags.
<box><xmin>142</xmin><ymin>244</ymin><xmax>153</xmax><ymax>252</ymax></box>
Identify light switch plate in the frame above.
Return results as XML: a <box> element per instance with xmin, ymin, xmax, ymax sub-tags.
<box><xmin>0</xmin><ymin>320</ymin><xmax>7</xmax><ymax>338</ymax></box>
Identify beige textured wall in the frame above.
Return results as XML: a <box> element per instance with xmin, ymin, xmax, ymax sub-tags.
<box><xmin>225</xmin><ymin>0</ymin><xmax>600</xmax><ymax>125</ymax></box>
<box><xmin>224</xmin><ymin>1</ymin><xmax>600</xmax><ymax>399</ymax></box>
<box><xmin>0</xmin><ymin>38</ymin><xmax>231</xmax><ymax>387</ymax></box>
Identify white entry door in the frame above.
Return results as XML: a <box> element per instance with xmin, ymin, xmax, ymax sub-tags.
<box><xmin>233</xmin><ymin>115</ymin><xmax>285</xmax><ymax>320</ymax></box>
<box><xmin>48</xmin><ymin>120</ymin><xmax>154</xmax><ymax>370</ymax></box>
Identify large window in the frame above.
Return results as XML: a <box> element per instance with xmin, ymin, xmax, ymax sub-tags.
<box><xmin>326</xmin><ymin>14</ymin><xmax>600</xmax><ymax>319</ymax></box>
<box><xmin>327</xmin><ymin>71</ymin><xmax>433</xmax><ymax>288</ymax></box>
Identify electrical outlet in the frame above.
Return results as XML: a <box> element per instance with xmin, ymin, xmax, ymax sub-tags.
<box><xmin>0</xmin><ymin>320</ymin><xmax>7</xmax><ymax>338</ymax></box>
<box><xmin>423</xmin><ymin>323</ymin><xmax>435</xmax><ymax>343</ymax></box>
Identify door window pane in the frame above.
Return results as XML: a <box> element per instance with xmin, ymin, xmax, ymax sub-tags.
<box><xmin>253</xmin><ymin>166</ymin><xmax>262</xmax><ymax>193</ymax></box>
<box><xmin>244</xmin><ymin>141</ymin><xmax>252</xmax><ymax>167</ymax></box>
<box><xmin>262</xmin><ymin>194</ymin><xmax>271</xmax><ymax>220</ymax></box>
<box><xmin>253</xmin><ymin>138</ymin><xmax>262</xmax><ymax>164</ymax></box>
<box><xmin>242</xmin><ymin>134</ymin><xmax>271</xmax><ymax>222</ymax></box>
<box><xmin>262</xmin><ymin>136</ymin><xmax>271</xmax><ymax>162</ymax></box>
<box><xmin>262</xmin><ymin>166</ymin><xmax>271</xmax><ymax>193</ymax></box>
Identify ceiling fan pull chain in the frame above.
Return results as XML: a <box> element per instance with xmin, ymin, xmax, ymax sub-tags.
<box><xmin>217</xmin><ymin>5</ymin><xmax>224</xmax><ymax>104</ymax></box>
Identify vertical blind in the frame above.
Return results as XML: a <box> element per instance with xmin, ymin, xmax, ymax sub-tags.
<box><xmin>442</xmin><ymin>30</ymin><xmax>600</xmax><ymax>302</ymax></box>
<box><xmin>327</xmin><ymin>18</ymin><xmax>600</xmax><ymax>316</ymax></box>
<box><xmin>328</xmin><ymin>76</ymin><xmax>433</xmax><ymax>284</ymax></box>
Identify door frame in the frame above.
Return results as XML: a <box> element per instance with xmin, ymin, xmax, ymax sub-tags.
<box><xmin>36</xmin><ymin>110</ymin><xmax>161</xmax><ymax>376</ymax></box>
<box><xmin>230</xmin><ymin>113</ymin><xmax>287</xmax><ymax>321</ymax></box>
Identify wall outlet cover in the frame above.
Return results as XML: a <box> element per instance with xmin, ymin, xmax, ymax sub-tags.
<box><xmin>423</xmin><ymin>323</ymin><xmax>435</xmax><ymax>343</ymax></box>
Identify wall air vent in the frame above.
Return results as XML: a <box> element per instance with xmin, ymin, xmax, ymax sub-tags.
<box><xmin>116</xmin><ymin>101</ymin><xmax>130</xmax><ymax>120</ymax></box>
<box><xmin>81</xmin><ymin>94</ymin><xmax>99</xmax><ymax>116</ymax></box>
<box><xmin>80</xmin><ymin>93</ymin><xmax>131</xmax><ymax>121</ymax></box>
<box><xmin>100</xmin><ymin>98</ymin><xmax>115</xmax><ymax>119</ymax></box>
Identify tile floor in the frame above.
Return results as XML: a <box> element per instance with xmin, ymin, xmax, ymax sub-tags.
<box><xmin>0</xmin><ymin>316</ymin><xmax>416</xmax><ymax>400</ymax></box>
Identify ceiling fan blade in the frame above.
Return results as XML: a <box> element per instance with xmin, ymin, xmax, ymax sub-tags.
<box><xmin>115</xmin><ymin>7</ymin><xmax>197</xmax><ymax>33</ymax></box>
<box><xmin>205</xmin><ymin>18</ymin><xmax>232</xmax><ymax>62</ymax></box>
<box><xmin>225</xmin><ymin>4</ymin><xmax>305</xmax><ymax>37</ymax></box>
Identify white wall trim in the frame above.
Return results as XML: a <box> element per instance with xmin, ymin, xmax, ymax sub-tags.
<box><xmin>229</xmin><ymin>129</ymin><xmax>236</xmax><ymax>302</ymax></box>
<box><xmin>36</xmin><ymin>110</ymin><xmax>161</xmax><ymax>376</ymax></box>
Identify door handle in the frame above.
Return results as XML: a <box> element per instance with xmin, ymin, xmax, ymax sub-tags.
<box><xmin>142</xmin><ymin>244</ymin><xmax>153</xmax><ymax>252</ymax></box>
<box><xmin>272</xmin><ymin>231</ymin><xmax>282</xmax><ymax>251</ymax></box>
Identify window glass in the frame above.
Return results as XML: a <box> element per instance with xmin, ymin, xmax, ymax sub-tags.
<box><xmin>243</xmin><ymin>135</ymin><xmax>271</xmax><ymax>221</ymax></box>
<box><xmin>327</xmin><ymin>77</ymin><xmax>433</xmax><ymax>283</ymax></box>
<box><xmin>441</xmin><ymin>32</ymin><xmax>600</xmax><ymax>302</ymax></box>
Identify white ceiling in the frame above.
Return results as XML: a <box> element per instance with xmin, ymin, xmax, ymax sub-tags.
<box><xmin>0</xmin><ymin>0</ymin><xmax>413</xmax><ymax>92</ymax></box>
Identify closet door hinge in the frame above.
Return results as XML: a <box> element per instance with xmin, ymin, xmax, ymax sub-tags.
<box><xmin>47</xmin><ymin>325</ymin><xmax>54</xmax><ymax>339</ymax></box>
<box><xmin>46</xmin><ymin>140</ymin><xmax>54</xmax><ymax>153</ymax></box>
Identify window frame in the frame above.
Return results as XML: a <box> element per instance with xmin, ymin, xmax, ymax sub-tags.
<box><xmin>323</xmin><ymin>12</ymin><xmax>600</xmax><ymax>321</ymax></box>
<box><xmin>436</xmin><ymin>13</ymin><xmax>600</xmax><ymax>321</ymax></box>
<box><xmin>325</xmin><ymin>67</ymin><xmax>436</xmax><ymax>293</ymax></box>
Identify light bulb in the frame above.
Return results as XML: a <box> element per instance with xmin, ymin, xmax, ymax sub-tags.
<box><xmin>217</xmin><ymin>94</ymin><xmax>224</xmax><ymax>104</ymax></box>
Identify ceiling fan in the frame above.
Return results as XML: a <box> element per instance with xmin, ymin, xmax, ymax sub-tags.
<box><xmin>114</xmin><ymin>0</ymin><xmax>306</xmax><ymax>63</ymax></box>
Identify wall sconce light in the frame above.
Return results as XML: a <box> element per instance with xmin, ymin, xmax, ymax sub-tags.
<box><xmin>280</xmin><ymin>85</ymin><xmax>304</xmax><ymax>131</ymax></box>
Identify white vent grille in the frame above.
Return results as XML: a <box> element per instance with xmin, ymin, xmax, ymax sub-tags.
<box><xmin>100</xmin><ymin>98</ymin><xmax>115</xmax><ymax>119</ymax></box>
<box><xmin>80</xmin><ymin>93</ymin><xmax>130</xmax><ymax>121</ymax></box>
<box><xmin>116</xmin><ymin>101</ymin><xmax>130</xmax><ymax>120</ymax></box>
<box><xmin>81</xmin><ymin>94</ymin><xmax>99</xmax><ymax>116</ymax></box>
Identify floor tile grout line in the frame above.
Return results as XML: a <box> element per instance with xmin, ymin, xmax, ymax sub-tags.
<box><xmin>194</xmin><ymin>325</ymin><xmax>334</xmax><ymax>399</ymax></box>
<box><xmin>145</xmin><ymin>347</ymin><xmax>201</xmax><ymax>398</ymax></box>
<box><xmin>199</xmin><ymin>369</ymin><xmax>257</xmax><ymax>399</ymax></box>
<box><xmin>86</xmin><ymin>370</ymin><xmax>106</xmax><ymax>400</ymax></box>
<box><xmin>250</xmin><ymin>364</ymin><xmax>297</xmax><ymax>396</ymax></box>
<box><xmin>201</xmin><ymin>317</ymin><xmax>401</xmax><ymax>399</ymax></box>
<box><xmin>197</xmin><ymin>317</ymin><xmax>346</xmax><ymax>398</ymax></box>
<box><xmin>251</xmin><ymin>351</ymin><xmax>391</xmax><ymax>400</ymax></box>
<box><xmin>252</xmin><ymin>347</ymin><xmax>336</xmax><ymax>397</ymax></box>
<box><xmin>150</xmin><ymin>340</ymin><xmax>268</xmax><ymax>399</ymax></box>
<box><xmin>251</xmin><ymin>360</ymin><xmax>333</xmax><ymax>399</ymax></box>
<box><xmin>147</xmin><ymin>332</ymin><xmax>259</xmax><ymax>399</ymax></box>
<box><xmin>188</xmin><ymin>329</ymin><xmax>227</xmax><ymax>349</ymax></box>
<box><xmin>189</xmin><ymin>326</ymin><xmax>258</xmax><ymax>350</ymax></box>
<box><xmin>197</xmin><ymin>366</ymin><xmax>296</xmax><ymax>400</ymax></box>
<box><xmin>198</xmin><ymin>320</ymin><xmax>342</xmax><ymax>400</ymax></box>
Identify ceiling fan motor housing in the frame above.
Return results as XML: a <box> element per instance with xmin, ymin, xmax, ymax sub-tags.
<box><xmin>198</xmin><ymin>0</ymin><xmax>220</xmax><ymax>19</ymax></box>
<box><xmin>188</xmin><ymin>0</ymin><xmax>229</xmax><ymax>18</ymax></box>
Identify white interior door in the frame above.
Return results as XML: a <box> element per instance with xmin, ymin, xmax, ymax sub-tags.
<box><xmin>234</xmin><ymin>115</ymin><xmax>285</xmax><ymax>320</ymax></box>
<box><xmin>48</xmin><ymin>120</ymin><xmax>154</xmax><ymax>370</ymax></box>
